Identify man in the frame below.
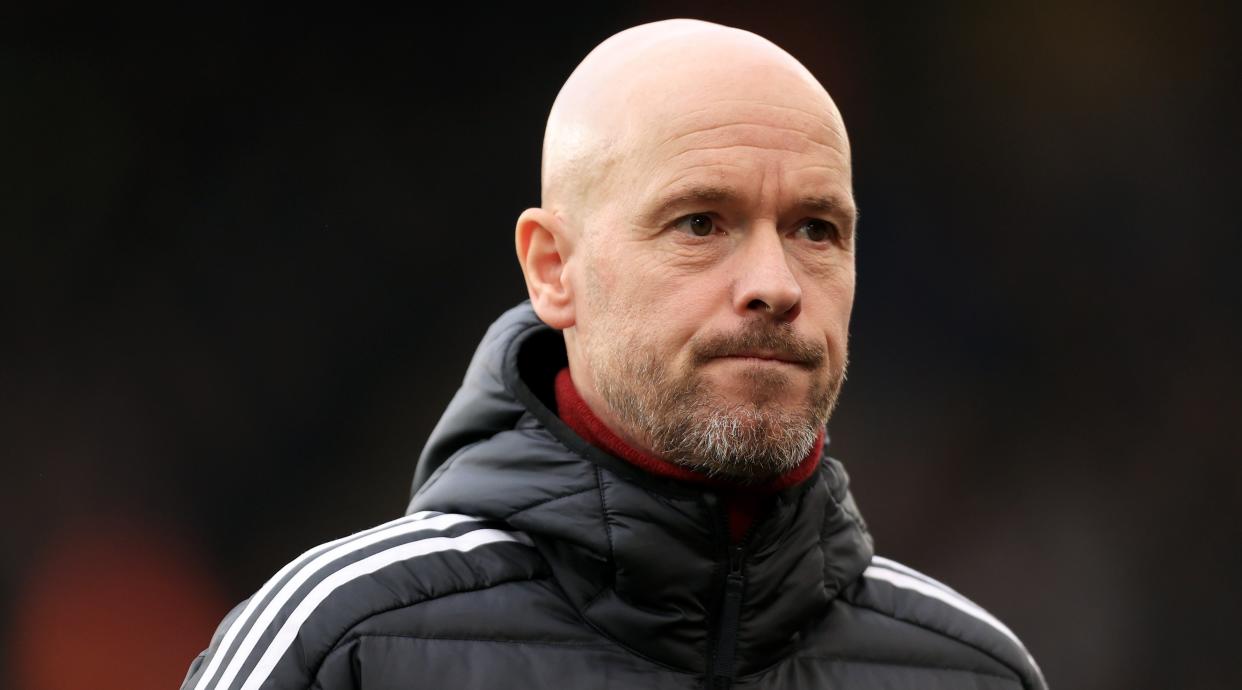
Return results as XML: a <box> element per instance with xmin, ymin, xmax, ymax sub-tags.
<box><xmin>182</xmin><ymin>19</ymin><xmax>1046</xmax><ymax>690</ymax></box>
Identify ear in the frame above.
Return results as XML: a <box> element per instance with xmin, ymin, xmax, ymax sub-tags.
<box><xmin>514</xmin><ymin>207</ymin><xmax>576</xmax><ymax>330</ymax></box>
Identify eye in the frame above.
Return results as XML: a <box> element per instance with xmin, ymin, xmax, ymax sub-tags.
<box><xmin>796</xmin><ymin>219</ymin><xmax>838</xmax><ymax>243</ymax></box>
<box><xmin>674</xmin><ymin>213</ymin><xmax>717</xmax><ymax>237</ymax></box>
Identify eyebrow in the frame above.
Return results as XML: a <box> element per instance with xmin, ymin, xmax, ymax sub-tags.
<box><xmin>638</xmin><ymin>183</ymin><xmax>858</xmax><ymax>229</ymax></box>
<box><xmin>637</xmin><ymin>184</ymin><xmax>738</xmax><ymax>227</ymax></box>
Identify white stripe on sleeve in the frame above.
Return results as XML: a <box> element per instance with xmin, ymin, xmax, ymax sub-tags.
<box><xmin>197</xmin><ymin>511</ymin><xmax>477</xmax><ymax>690</ymax></box>
<box><xmin>862</xmin><ymin>564</ymin><xmax>1042</xmax><ymax>676</ymax></box>
<box><xmin>238</xmin><ymin>528</ymin><xmax>531</xmax><ymax>690</ymax></box>
<box><xmin>869</xmin><ymin>555</ymin><xmax>968</xmax><ymax>597</ymax></box>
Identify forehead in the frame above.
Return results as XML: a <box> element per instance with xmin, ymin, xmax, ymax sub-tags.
<box><xmin>622</xmin><ymin>69</ymin><xmax>852</xmax><ymax>209</ymax></box>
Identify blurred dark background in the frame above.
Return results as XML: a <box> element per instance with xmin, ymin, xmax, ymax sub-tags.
<box><xmin>3</xmin><ymin>3</ymin><xmax>1239</xmax><ymax>689</ymax></box>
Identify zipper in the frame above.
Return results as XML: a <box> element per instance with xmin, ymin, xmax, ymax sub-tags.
<box><xmin>705</xmin><ymin>494</ymin><xmax>749</xmax><ymax>690</ymax></box>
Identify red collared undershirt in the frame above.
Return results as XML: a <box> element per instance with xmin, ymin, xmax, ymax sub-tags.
<box><xmin>553</xmin><ymin>368</ymin><xmax>823</xmax><ymax>543</ymax></box>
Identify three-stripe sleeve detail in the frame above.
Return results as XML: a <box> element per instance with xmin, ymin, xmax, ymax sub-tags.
<box><xmin>191</xmin><ymin>512</ymin><xmax>529</xmax><ymax>690</ymax></box>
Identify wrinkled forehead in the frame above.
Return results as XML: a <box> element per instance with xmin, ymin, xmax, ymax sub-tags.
<box><xmin>635</xmin><ymin>54</ymin><xmax>844</xmax><ymax>139</ymax></box>
<box><xmin>614</xmin><ymin>59</ymin><xmax>852</xmax><ymax>200</ymax></box>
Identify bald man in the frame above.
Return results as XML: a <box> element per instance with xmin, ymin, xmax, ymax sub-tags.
<box><xmin>182</xmin><ymin>20</ymin><xmax>1046</xmax><ymax>690</ymax></box>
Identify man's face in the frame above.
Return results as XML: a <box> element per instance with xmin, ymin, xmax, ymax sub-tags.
<box><xmin>569</xmin><ymin>65</ymin><xmax>857</xmax><ymax>481</ymax></box>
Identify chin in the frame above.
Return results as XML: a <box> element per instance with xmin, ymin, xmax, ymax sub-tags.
<box><xmin>709</xmin><ymin>384</ymin><xmax>807</xmax><ymax>411</ymax></box>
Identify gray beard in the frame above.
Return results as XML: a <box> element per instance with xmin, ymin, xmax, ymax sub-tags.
<box><xmin>593</xmin><ymin>330</ymin><xmax>845</xmax><ymax>484</ymax></box>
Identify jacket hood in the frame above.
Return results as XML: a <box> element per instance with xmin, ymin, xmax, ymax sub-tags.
<box><xmin>408</xmin><ymin>301</ymin><xmax>875</xmax><ymax>675</ymax></box>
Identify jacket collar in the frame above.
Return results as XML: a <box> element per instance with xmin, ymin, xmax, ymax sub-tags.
<box><xmin>408</xmin><ymin>302</ymin><xmax>874</xmax><ymax>674</ymax></box>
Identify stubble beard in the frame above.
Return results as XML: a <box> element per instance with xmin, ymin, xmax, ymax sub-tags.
<box><xmin>589</xmin><ymin>321</ymin><xmax>847</xmax><ymax>484</ymax></box>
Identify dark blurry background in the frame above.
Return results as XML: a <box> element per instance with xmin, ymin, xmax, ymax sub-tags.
<box><xmin>3</xmin><ymin>2</ymin><xmax>1239</xmax><ymax>689</ymax></box>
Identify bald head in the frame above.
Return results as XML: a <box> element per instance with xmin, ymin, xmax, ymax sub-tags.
<box><xmin>541</xmin><ymin>19</ymin><xmax>849</xmax><ymax>231</ymax></box>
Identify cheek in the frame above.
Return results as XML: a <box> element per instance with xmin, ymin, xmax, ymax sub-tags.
<box><xmin>799</xmin><ymin>262</ymin><xmax>856</xmax><ymax>342</ymax></box>
<box><xmin>604</xmin><ymin>261</ymin><xmax>714</xmax><ymax>355</ymax></box>
<box><xmin>578</xmin><ymin>247</ymin><xmax>656</xmax><ymax>339</ymax></box>
<box><xmin>597</xmin><ymin>241</ymin><xmax>710</xmax><ymax>307</ymax></box>
<box><xmin>829</xmin><ymin>270</ymin><xmax>856</xmax><ymax>326</ymax></box>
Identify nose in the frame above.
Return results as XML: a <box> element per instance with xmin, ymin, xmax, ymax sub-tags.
<box><xmin>732</xmin><ymin>228</ymin><xmax>802</xmax><ymax>320</ymax></box>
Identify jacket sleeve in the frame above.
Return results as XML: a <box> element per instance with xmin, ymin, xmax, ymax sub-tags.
<box><xmin>180</xmin><ymin>599</ymin><xmax>248</xmax><ymax>690</ymax></box>
<box><xmin>178</xmin><ymin>593</ymin><xmax>359</xmax><ymax>690</ymax></box>
<box><xmin>179</xmin><ymin>512</ymin><xmax>503</xmax><ymax>689</ymax></box>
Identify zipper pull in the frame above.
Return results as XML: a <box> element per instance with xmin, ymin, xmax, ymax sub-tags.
<box><xmin>728</xmin><ymin>545</ymin><xmax>744</xmax><ymax>575</ymax></box>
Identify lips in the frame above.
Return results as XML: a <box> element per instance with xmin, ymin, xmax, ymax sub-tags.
<box><xmin>718</xmin><ymin>351</ymin><xmax>812</xmax><ymax>367</ymax></box>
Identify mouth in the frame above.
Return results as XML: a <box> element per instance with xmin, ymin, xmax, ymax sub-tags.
<box><xmin>716</xmin><ymin>351</ymin><xmax>813</xmax><ymax>368</ymax></box>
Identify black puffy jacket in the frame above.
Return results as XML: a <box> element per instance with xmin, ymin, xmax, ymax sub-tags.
<box><xmin>181</xmin><ymin>302</ymin><xmax>1047</xmax><ymax>690</ymax></box>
